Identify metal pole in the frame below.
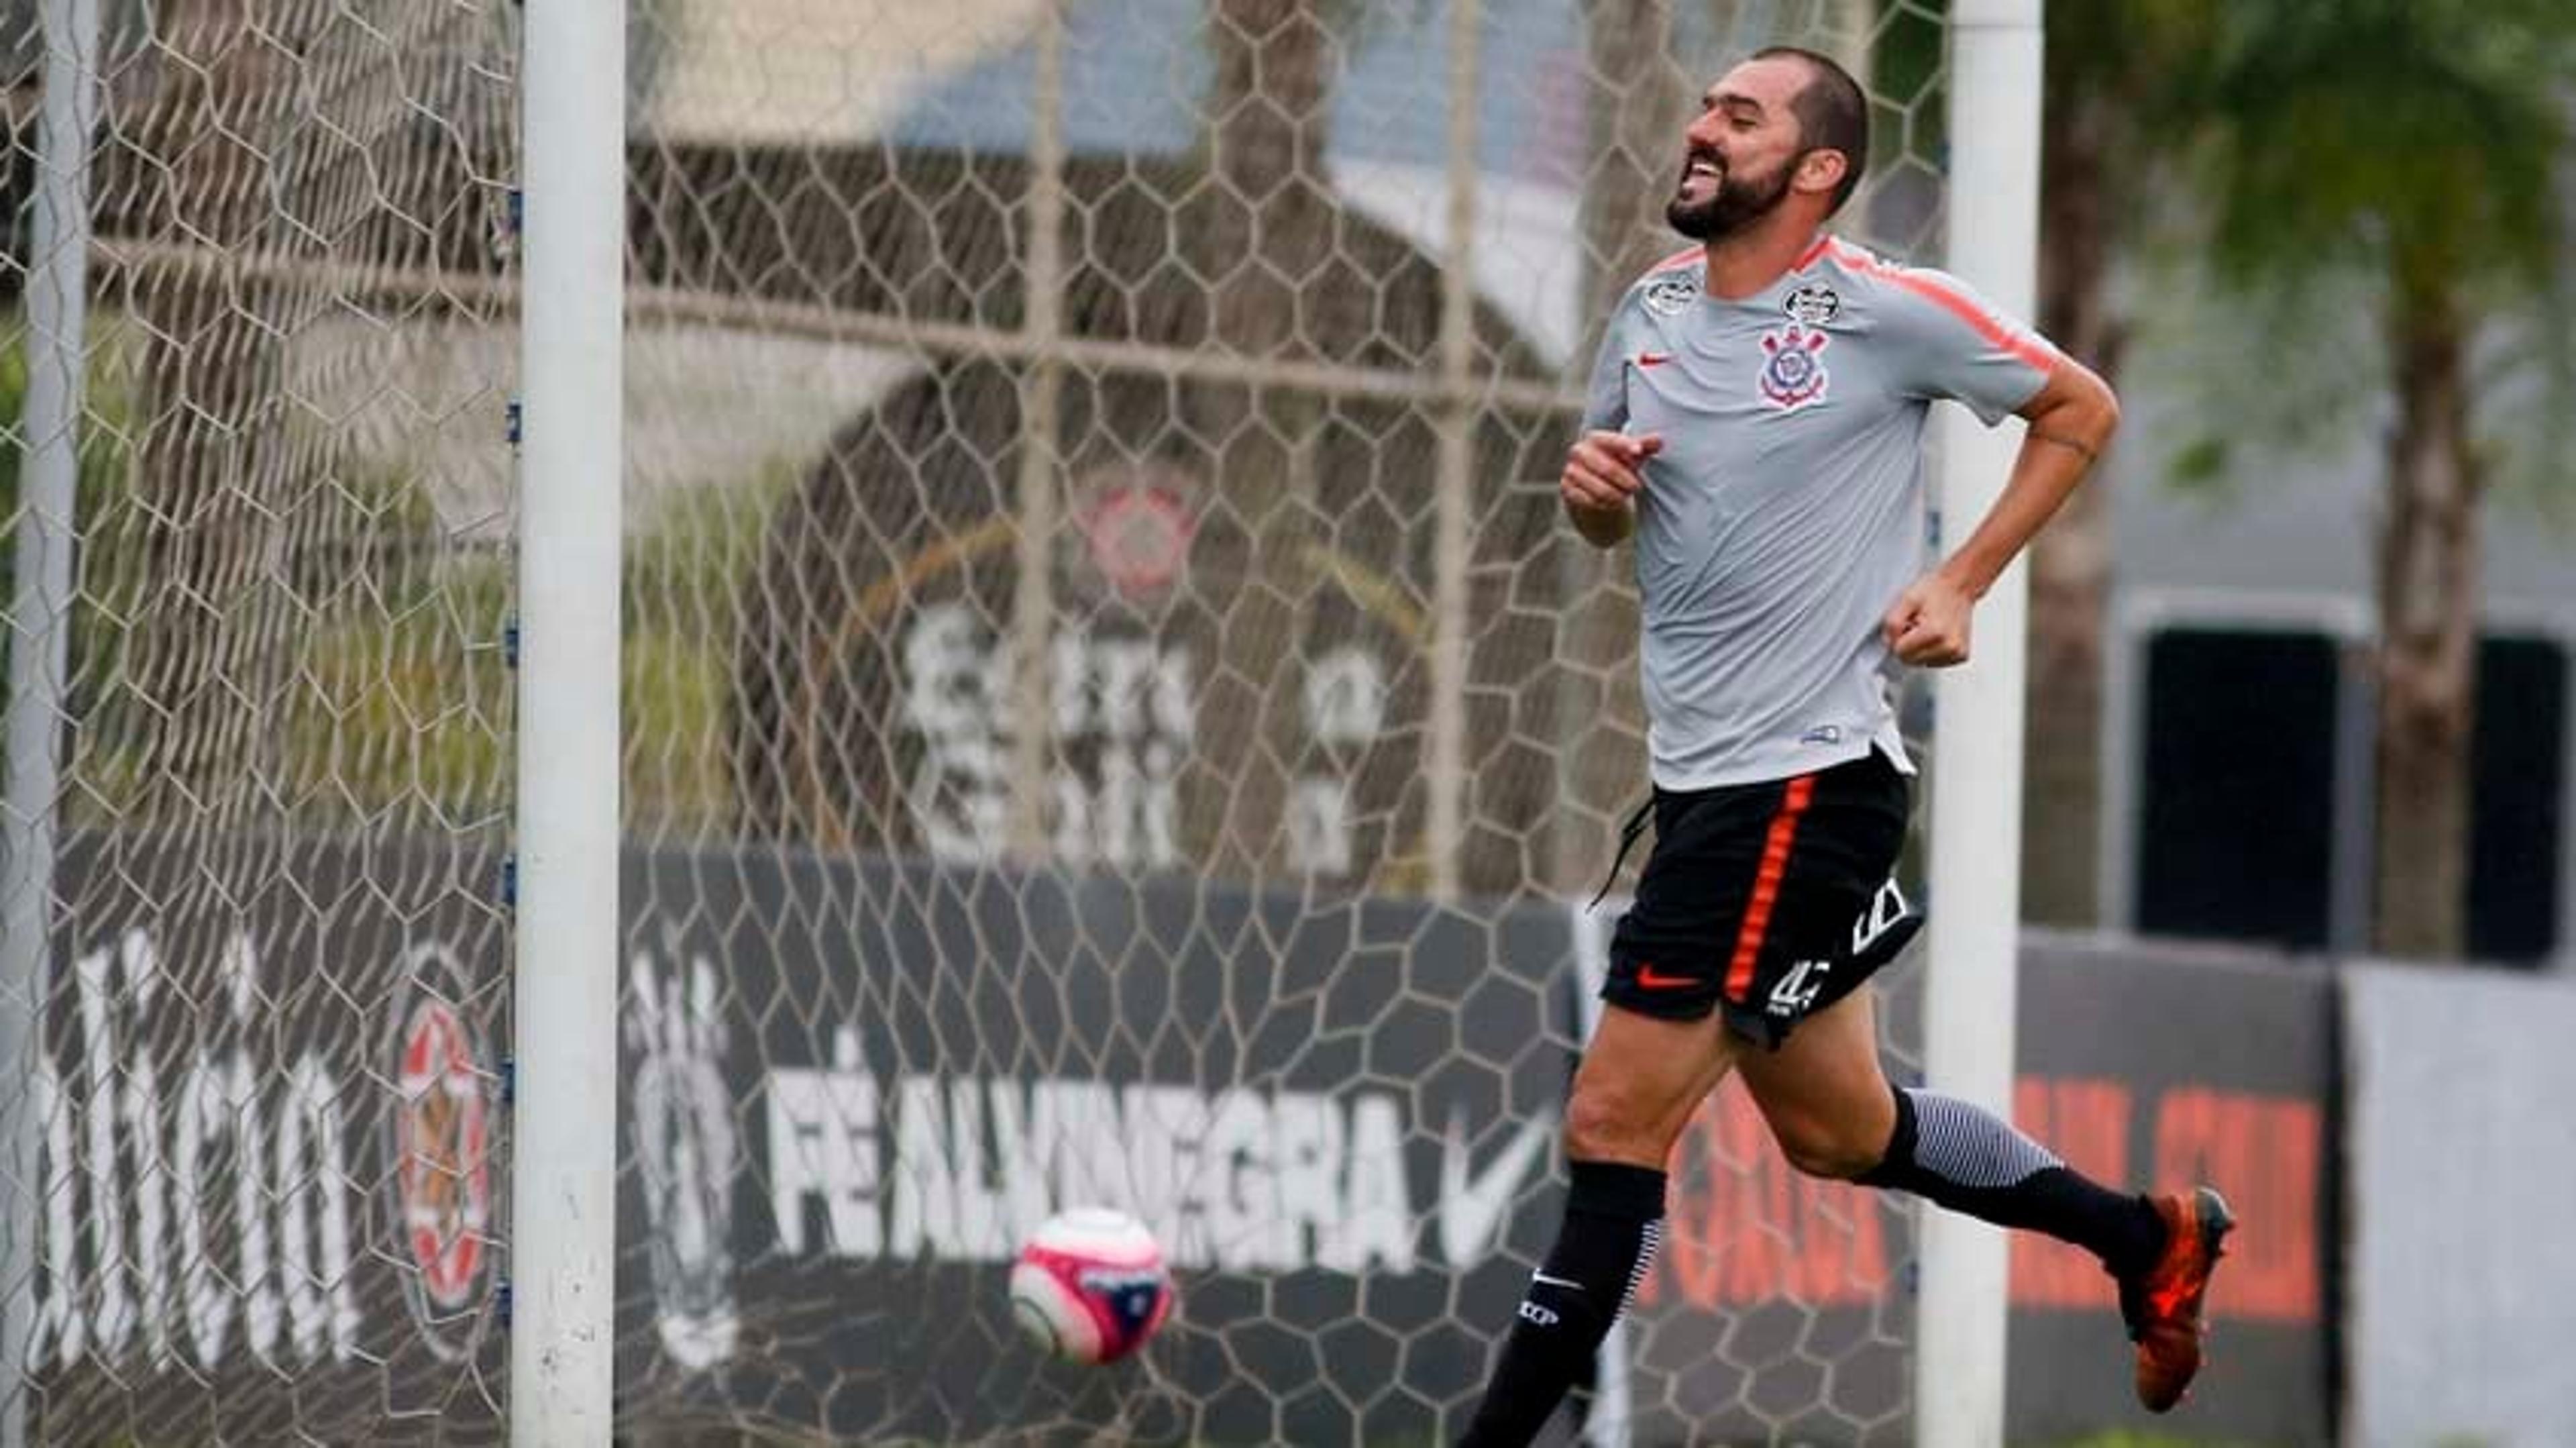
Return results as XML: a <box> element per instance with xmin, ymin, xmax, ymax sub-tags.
<box><xmin>1006</xmin><ymin>0</ymin><xmax>1067</xmax><ymax>868</ymax></box>
<box><xmin>511</xmin><ymin>0</ymin><xmax>624</xmax><ymax>1436</ymax></box>
<box><xmin>1916</xmin><ymin>3</ymin><xmax>2042</xmax><ymax>1445</ymax></box>
<box><xmin>1</xmin><ymin>0</ymin><xmax>102</xmax><ymax>1435</ymax></box>
<box><xmin>1427</xmin><ymin>0</ymin><xmax>1483</xmax><ymax>902</ymax></box>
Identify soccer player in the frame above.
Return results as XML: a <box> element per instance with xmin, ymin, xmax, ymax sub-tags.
<box><xmin>1458</xmin><ymin>47</ymin><xmax>2231</xmax><ymax>1445</ymax></box>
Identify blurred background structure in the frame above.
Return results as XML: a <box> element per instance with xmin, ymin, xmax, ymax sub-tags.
<box><xmin>0</xmin><ymin>0</ymin><xmax>2567</xmax><ymax>1443</ymax></box>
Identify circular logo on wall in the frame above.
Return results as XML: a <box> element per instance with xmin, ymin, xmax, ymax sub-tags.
<box><xmin>385</xmin><ymin>941</ymin><xmax>494</xmax><ymax>1363</ymax></box>
<box><xmin>1070</xmin><ymin>461</ymin><xmax>1201</xmax><ymax>606</ymax></box>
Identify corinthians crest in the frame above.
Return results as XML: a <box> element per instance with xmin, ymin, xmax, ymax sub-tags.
<box><xmin>627</xmin><ymin>936</ymin><xmax>741</xmax><ymax>1372</ymax></box>
<box><xmin>1757</xmin><ymin>323</ymin><xmax>1831</xmax><ymax>411</ymax></box>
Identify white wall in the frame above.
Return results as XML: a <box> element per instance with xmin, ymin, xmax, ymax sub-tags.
<box><xmin>2346</xmin><ymin>962</ymin><xmax>2576</xmax><ymax>1448</ymax></box>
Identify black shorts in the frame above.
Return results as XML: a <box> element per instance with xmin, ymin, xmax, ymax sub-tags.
<box><xmin>1602</xmin><ymin>750</ymin><xmax>1923</xmax><ymax>1048</ymax></box>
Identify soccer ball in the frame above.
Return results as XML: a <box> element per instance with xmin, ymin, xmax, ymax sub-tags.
<box><xmin>1008</xmin><ymin>1207</ymin><xmax>1174</xmax><ymax>1364</ymax></box>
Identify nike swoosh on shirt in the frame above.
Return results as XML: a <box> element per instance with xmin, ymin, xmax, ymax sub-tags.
<box><xmin>1635</xmin><ymin>352</ymin><xmax>1673</xmax><ymax>367</ymax></box>
<box><xmin>1440</xmin><ymin>1109</ymin><xmax>1556</xmax><ymax>1265</ymax></box>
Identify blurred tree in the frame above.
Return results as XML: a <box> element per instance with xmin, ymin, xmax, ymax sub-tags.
<box><xmin>2021</xmin><ymin>0</ymin><xmax>2216</xmax><ymax>926</ymax></box>
<box><xmin>113</xmin><ymin>0</ymin><xmax>303</xmax><ymax>822</ymax></box>
<box><xmin>2187</xmin><ymin>0</ymin><xmax>2575</xmax><ymax>957</ymax></box>
<box><xmin>1183</xmin><ymin>0</ymin><xmax>1354</xmax><ymax>877</ymax></box>
<box><xmin>103</xmin><ymin>0</ymin><xmax>505</xmax><ymax>827</ymax></box>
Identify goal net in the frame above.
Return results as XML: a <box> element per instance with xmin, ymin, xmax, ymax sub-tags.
<box><xmin>0</xmin><ymin>0</ymin><xmax>521</xmax><ymax>1441</ymax></box>
<box><xmin>0</xmin><ymin>0</ymin><xmax>1959</xmax><ymax>1443</ymax></box>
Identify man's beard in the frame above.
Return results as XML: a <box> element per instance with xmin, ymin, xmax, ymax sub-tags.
<box><xmin>1666</xmin><ymin>158</ymin><xmax>1796</xmax><ymax>241</ymax></box>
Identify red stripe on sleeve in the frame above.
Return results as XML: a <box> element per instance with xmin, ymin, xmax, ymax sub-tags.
<box><xmin>1644</xmin><ymin>245</ymin><xmax>1703</xmax><ymax>277</ymax></box>
<box><xmin>1831</xmin><ymin>240</ymin><xmax>2058</xmax><ymax>374</ymax></box>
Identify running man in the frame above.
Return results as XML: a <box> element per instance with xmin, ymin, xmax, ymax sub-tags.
<box><xmin>1458</xmin><ymin>46</ymin><xmax>2230</xmax><ymax>1446</ymax></box>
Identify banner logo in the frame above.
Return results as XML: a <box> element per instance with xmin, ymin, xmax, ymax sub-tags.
<box><xmin>629</xmin><ymin>939</ymin><xmax>742</xmax><ymax>1372</ymax></box>
<box><xmin>387</xmin><ymin>942</ymin><xmax>494</xmax><ymax>1362</ymax></box>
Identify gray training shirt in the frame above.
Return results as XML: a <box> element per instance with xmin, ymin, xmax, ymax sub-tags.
<box><xmin>1580</xmin><ymin>235</ymin><xmax>2057</xmax><ymax>791</ymax></box>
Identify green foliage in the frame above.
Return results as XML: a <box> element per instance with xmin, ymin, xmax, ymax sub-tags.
<box><xmin>2150</xmin><ymin>0</ymin><xmax>2576</xmax><ymax>506</ymax></box>
<box><xmin>0</xmin><ymin>315</ymin><xmax>140</xmax><ymax>795</ymax></box>
<box><xmin>2135</xmin><ymin>259</ymin><xmax>2391</xmax><ymax>501</ymax></box>
<box><xmin>2193</xmin><ymin>0</ymin><xmax>2569</xmax><ymax>301</ymax></box>
<box><xmin>277</xmin><ymin>509</ymin><xmax>514</xmax><ymax>831</ymax></box>
<box><xmin>0</xmin><ymin>310</ymin><xmax>780</xmax><ymax>831</ymax></box>
<box><xmin>2043</xmin><ymin>0</ymin><xmax>2227</xmax><ymax>245</ymax></box>
<box><xmin>266</xmin><ymin>466</ymin><xmax>786</xmax><ymax>833</ymax></box>
<box><xmin>2164</xmin><ymin>435</ymin><xmax>2232</xmax><ymax>494</ymax></box>
<box><xmin>623</xmin><ymin>466</ymin><xmax>796</xmax><ymax>831</ymax></box>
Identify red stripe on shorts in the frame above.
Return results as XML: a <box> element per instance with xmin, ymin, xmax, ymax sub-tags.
<box><xmin>1724</xmin><ymin>774</ymin><xmax>1817</xmax><ymax>1003</ymax></box>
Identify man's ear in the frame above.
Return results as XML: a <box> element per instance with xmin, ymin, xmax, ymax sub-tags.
<box><xmin>1797</xmin><ymin>148</ymin><xmax>1849</xmax><ymax>199</ymax></box>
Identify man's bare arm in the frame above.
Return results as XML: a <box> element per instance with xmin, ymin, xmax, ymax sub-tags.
<box><xmin>1882</xmin><ymin>360</ymin><xmax>2118</xmax><ymax>666</ymax></box>
<box><xmin>1949</xmin><ymin>358</ymin><xmax>2120</xmax><ymax>597</ymax></box>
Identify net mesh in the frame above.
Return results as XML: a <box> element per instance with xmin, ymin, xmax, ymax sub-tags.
<box><xmin>0</xmin><ymin>0</ymin><xmax>1960</xmax><ymax>1443</ymax></box>
<box><xmin>1</xmin><ymin>0</ymin><xmax>520</xmax><ymax>1441</ymax></box>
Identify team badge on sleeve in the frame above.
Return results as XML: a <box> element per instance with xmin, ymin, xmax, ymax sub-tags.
<box><xmin>1757</xmin><ymin>323</ymin><xmax>1831</xmax><ymax>410</ymax></box>
<box><xmin>1642</xmin><ymin>270</ymin><xmax>1700</xmax><ymax>316</ymax></box>
<box><xmin>1784</xmin><ymin>283</ymin><xmax>1841</xmax><ymax>325</ymax></box>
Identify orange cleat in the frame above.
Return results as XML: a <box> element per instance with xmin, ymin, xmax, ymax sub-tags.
<box><xmin>2120</xmin><ymin>1186</ymin><xmax>2235</xmax><ymax>1412</ymax></box>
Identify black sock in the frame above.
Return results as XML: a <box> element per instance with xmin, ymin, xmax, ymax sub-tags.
<box><xmin>1858</xmin><ymin>1086</ymin><xmax>2165</xmax><ymax>1277</ymax></box>
<box><xmin>1457</xmin><ymin>1160</ymin><xmax>1666</xmax><ymax>1448</ymax></box>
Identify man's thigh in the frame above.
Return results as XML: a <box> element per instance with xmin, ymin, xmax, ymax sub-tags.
<box><xmin>1733</xmin><ymin>985</ymin><xmax>1897</xmax><ymax>1170</ymax></box>
<box><xmin>1566</xmin><ymin>1002</ymin><xmax>1743</xmax><ymax>1167</ymax></box>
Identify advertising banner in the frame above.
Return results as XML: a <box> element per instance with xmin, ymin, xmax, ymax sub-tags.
<box><xmin>25</xmin><ymin>831</ymin><xmax>515</xmax><ymax>1445</ymax></box>
<box><xmin>615</xmin><ymin>847</ymin><xmax>1580</xmax><ymax>1445</ymax></box>
<box><xmin>23</xmin><ymin>833</ymin><xmax>1576</xmax><ymax>1445</ymax></box>
<box><xmin>23</xmin><ymin>838</ymin><xmax>2329</xmax><ymax>1446</ymax></box>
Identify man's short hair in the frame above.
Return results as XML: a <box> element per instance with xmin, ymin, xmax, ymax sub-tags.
<box><xmin>1751</xmin><ymin>45</ymin><xmax>1870</xmax><ymax>217</ymax></box>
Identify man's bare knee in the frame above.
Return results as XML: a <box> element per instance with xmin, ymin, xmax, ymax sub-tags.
<box><xmin>1771</xmin><ymin>1113</ymin><xmax>1884</xmax><ymax>1181</ymax></box>
<box><xmin>1562</xmin><ymin>1005</ymin><xmax>1736</xmax><ymax>1167</ymax></box>
<box><xmin>1564</xmin><ymin>1077</ymin><xmax>1682</xmax><ymax>1167</ymax></box>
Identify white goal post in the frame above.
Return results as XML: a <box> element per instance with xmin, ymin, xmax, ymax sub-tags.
<box><xmin>1919</xmin><ymin>3</ymin><xmax>2046</xmax><ymax>1445</ymax></box>
<box><xmin>513</xmin><ymin>0</ymin><xmax>626</xmax><ymax>1440</ymax></box>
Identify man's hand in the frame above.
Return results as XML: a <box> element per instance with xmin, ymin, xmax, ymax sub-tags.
<box><xmin>1562</xmin><ymin>430</ymin><xmax>1661</xmax><ymax>548</ymax></box>
<box><xmin>1882</xmin><ymin>572</ymin><xmax>1976</xmax><ymax>668</ymax></box>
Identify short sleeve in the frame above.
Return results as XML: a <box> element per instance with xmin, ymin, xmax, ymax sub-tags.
<box><xmin>1875</xmin><ymin>264</ymin><xmax>2057</xmax><ymax>424</ymax></box>
<box><xmin>1578</xmin><ymin>303</ymin><xmax>1634</xmax><ymax>434</ymax></box>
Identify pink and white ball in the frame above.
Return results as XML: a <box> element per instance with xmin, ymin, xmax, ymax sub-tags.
<box><xmin>1008</xmin><ymin>1208</ymin><xmax>1175</xmax><ymax>1365</ymax></box>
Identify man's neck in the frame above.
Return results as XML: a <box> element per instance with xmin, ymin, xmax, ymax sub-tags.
<box><xmin>1699</xmin><ymin>219</ymin><xmax>1828</xmax><ymax>301</ymax></box>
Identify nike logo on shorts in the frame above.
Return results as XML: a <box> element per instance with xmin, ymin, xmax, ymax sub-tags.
<box><xmin>1634</xmin><ymin>964</ymin><xmax>1695</xmax><ymax>989</ymax></box>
